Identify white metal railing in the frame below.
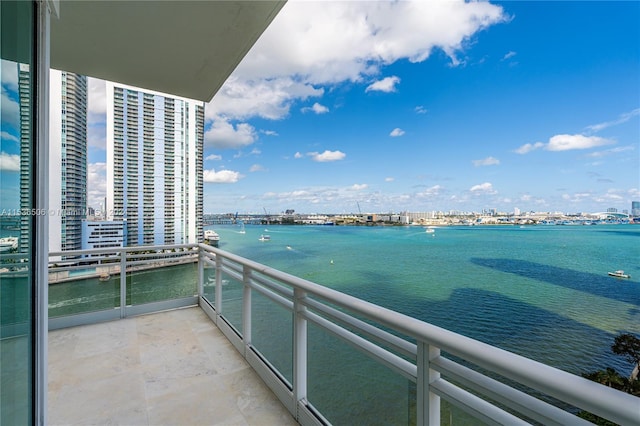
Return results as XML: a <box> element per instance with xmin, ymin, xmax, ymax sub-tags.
<box><xmin>198</xmin><ymin>243</ymin><xmax>639</xmax><ymax>426</ymax></box>
<box><xmin>44</xmin><ymin>243</ymin><xmax>639</xmax><ymax>425</ymax></box>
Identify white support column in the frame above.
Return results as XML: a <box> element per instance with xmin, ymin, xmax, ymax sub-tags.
<box><xmin>293</xmin><ymin>288</ymin><xmax>308</xmax><ymax>411</ymax></box>
<box><xmin>417</xmin><ymin>341</ymin><xmax>441</xmax><ymax>425</ymax></box>
<box><xmin>35</xmin><ymin>1</ymin><xmax>53</xmax><ymax>423</ymax></box>
<box><xmin>197</xmin><ymin>247</ymin><xmax>204</xmax><ymax>298</ymax></box>
<box><xmin>214</xmin><ymin>255</ymin><xmax>222</xmax><ymax>315</ymax></box>
<box><xmin>120</xmin><ymin>249</ymin><xmax>126</xmax><ymax>318</ymax></box>
<box><xmin>242</xmin><ymin>266</ymin><xmax>252</xmax><ymax>350</ymax></box>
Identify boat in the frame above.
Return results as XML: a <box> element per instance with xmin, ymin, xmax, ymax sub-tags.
<box><xmin>259</xmin><ymin>234</ymin><xmax>271</xmax><ymax>242</ymax></box>
<box><xmin>98</xmin><ymin>273</ymin><xmax>110</xmax><ymax>282</ymax></box>
<box><xmin>425</xmin><ymin>228</ymin><xmax>435</xmax><ymax>234</ymax></box>
<box><xmin>608</xmin><ymin>270</ymin><xmax>630</xmax><ymax>279</ymax></box>
<box><xmin>239</xmin><ymin>223</ymin><xmax>246</xmax><ymax>234</ymax></box>
<box><xmin>0</xmin><ymin>237</ymin><xmax>18</xmax><ymax>253</ymax></box>
<box><xmin>204</xmin><ymin>230</ymin><xmax>220</xmax><ymax>247</ymax></box>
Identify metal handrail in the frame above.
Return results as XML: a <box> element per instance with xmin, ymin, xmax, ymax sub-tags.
<box><xmin>200</xmin><ymin>243</ymin><xmax>639</xmax><ymax>425</ymax></box>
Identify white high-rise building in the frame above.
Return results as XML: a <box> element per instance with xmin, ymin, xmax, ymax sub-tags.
<box><xmin>106</xmin><ymin>82</ymin><xmax>204</xmax><ymax>246</ymax></box>
<box><xmin>49</xmin><ymin>69</ymin><xmax>87</xmax><ymax>254</ymax></box>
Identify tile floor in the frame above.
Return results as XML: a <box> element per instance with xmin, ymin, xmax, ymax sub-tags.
<box><xmin>48</xmin><ymin>307</ymin><xmax>298</xmax><ymax>425</ymax></box>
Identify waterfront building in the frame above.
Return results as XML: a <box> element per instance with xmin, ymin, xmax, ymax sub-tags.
<box><xmin>105</xmin><ymin>82</ymin><xmax>204</xmax><ymax>246</ymax></box>
<box><xmin>49</xmin><ymin>70</ymin><xmax>87</xmax><ymax>255</ymax></box>
<box><xmin>81</xmin><ymin>220</ymin><xmax>124</xmax><ymax>252</ymax></box>
<box><xmin>632</xmin><ymin>201</ymin><xmax>640</xmax><ymax>217</ymax></box>
<box><xmin>18</xmin><ymin>63</ymin><xmax>32</xmax><ymax>253</ymax></box>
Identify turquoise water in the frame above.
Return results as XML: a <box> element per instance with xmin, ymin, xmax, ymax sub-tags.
<box><xmin>210</xmin><ymin>223</ymin><xmax>640</xmax><ymax>378</ymax></box>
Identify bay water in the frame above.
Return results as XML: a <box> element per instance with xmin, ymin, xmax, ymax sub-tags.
<box><xmin>212</xmin><ymin>223</ymin><xmax>639</xmax><ymax>379</ymax></box>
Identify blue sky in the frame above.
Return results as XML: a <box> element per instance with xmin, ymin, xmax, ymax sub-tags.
<box><xmin>198</xmin><ymin>0</ymin><xmax>639</xmax><ymax>215</ymax></box>
<box><xmin>4</xmin><ymin>1</ymin><xmax>638</xmax><ymax>215</ymax></box>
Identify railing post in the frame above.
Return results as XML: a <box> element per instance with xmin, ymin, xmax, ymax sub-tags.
<box><xmin>197</xmin><ymin>245</ymin><xmax>204</xmax><ymax>298</ymax></box>
<box><xmin>214</xmin><ymin>253</ymin><xmax>222</xmax><ymax>315</ymax></box>
<box><xmin>242</xmin><ymin>265</ymin><xmax>252</xmax><ymax>350</ymax></box>
<box><xmin>417</xmin><ymin>341</ymin><xmax>440</xmax><ymax>425</ymax></box>
<box><xmin>119</xmin><ymin>248</ymin><xmax>127</xmax><ymax>319</ymax></box>
<box><xmin>293</xmin><ymin>288</ymin><xmax>308</xmax><ymax>415</ymax></box>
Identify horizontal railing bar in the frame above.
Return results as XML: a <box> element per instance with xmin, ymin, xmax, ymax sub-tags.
<box><xmin>247</xmin><ymin>278</ymin><xmax>294</xmax><ymax>312</ymax></box>
<box><xmin>219</xmin><ymin>259</ymin><xmax>243</xmax><ymax>276</ymax></box>
<box><xmin>250</xmin><ymin>273</ymin><xmax>294</xmax><ymax>300</ymax></box>
<box><xmin>432</xmin><ymin>356</ymin><xmax>589</xmax><ymax>426</ymax></box>
<box><xmin>431</xmin><ymin>378</ymin><xmax>530</xmax><ymax>426</ymax></box>
<box><xmin>51</xmin><ymin>243</ymin><xmax>198</xmax><ymax>258</ymax></box>
<box><xmin>204</xmin><ymin>245</ymin><xmax>638</xmax><ymax>425</ymax></box>
<box><xmin>302</xmin><ymin>309</ymin><xmax>417</xmax><ymax>382</ymax></box>
<box><xmin>202</xmin><ymin>257</ymin><xmax>216</xmax><ymax>268</ymax></box>
<box><xmin>201</xmin><ymin>251</ymin><xmax>216</xmax><ymax>262</ymax></box>
<box><xmin>302</xmin><ymin>296</ymin><xmax>416</xmax><ymax>360</ymax></box>
<box><xmin>220</xmin><ymin>265</ymin><xmax>243</xmax><ymax>283</ymax></box>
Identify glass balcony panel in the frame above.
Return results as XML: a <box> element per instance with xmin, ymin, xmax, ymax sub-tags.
<box><xmin>251</xmin><ymin>291</ymin><xmax>293</xmax><ymax>384</ymax></box>
<box><xmin>202</xmin><ymin>266</ymin><xmax>216</xmax><ymax>304</ymax></box>
<box><xmin>126</xmin><ymin>259</ymin><xmax>197</xmax><ymax>306</ymax></box>
<box><xmin>48</xmin><ymin>265</ymin><xmax>120</xmax><ymax>318</ymax></box>
<box><xmin>307</xmin><ymin>323</ymin><xmax>412</xmax><ymax>425</ymax></box>
<box><xmin>220</xmin><ymin>271</ymin><xmax>243</xmax><ymax>333</ymax></box>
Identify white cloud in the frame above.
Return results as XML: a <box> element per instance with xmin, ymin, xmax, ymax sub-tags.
<box><xmin>502</xmin><ymin>51</ymin><xmax>517</xmax><ymax>60</ymax></box>
<box><xmin>1</xmin><ymin>131</ymin><xmax>19</xmax><ymax>143</ymax></box>
<box><xmin>470</xmin><ymin>182</ymin><xmax>497</xmax><ymax>194</ymax></box>
<box><xmin>366</xmin><ymin>76</ymin><xmax>400</xmax><ymax>93</ymax></box>
<box><xmin>302</xmin><ymin>102</ymin><xmax>329</xmax><ymax>114</ymax></box>
<box><xmin>472</xmin><ymin>156</ymin><xmax>500</xmax><ymax>167</ymax></box>
<box><xmin>204</xmin><ymin>119</ymin><xmax>257</xmax><ymax>150</ymax></box>
<box><xmin>250</xmin><ymin>164</ymin><xmax>266</xmax><ymax>172</ymax></box>
<box><xmin>514</xmin><ymin>134</ymin><xmax>613</xmax><ymax>154</ymax></box>
<box><xmin>206</xmin><ymin>76</ymin><xmax>323</xmax><ymax>121</ymax></box>
<box><xmin>203</xmin><ymin>169</ymin><xmax>243</xmax><ymax>183</ymax></box>
<box><xmin>87</xmin><ymin>162</ymin><xmax>107</xmax><ymax>209</ymax></box>
<box><xmin>1</xmin><ymin>60</ymin><xmax>19</xmax><ymax>93</ymax></box>
<box><xmin>207</xmin><ymin>1</ymin><xmax>505</xmax><ymax>121</ymax></box>
<box><xmin>309</xmin><ymin>150</ymin><xmax>346</xmax><ymax>162</ymax></box>
<box><xmin>87</xmin><ymin>77</ymin><xmax>106</xmax><ymax>116</ymax></box>
<box><xmin>546</xmin><ymin>134</ymin><xmax>613</xmax><ymax>151</ymax></box>
<box><xmin>350</xmin><ymin>184</ymin><xmax>368</xmax><ymax>191</ymax></box>
<box><xmin>1</xmin><ymin>86</ymin><xmax>19</xmax><ymax>130</ymax></box>
<box><xmin>294</xmin><ymin>152</ymin><xmax>303</xmax><ymax>159</ymax></box>
<box><xmin>414</xmin><ymin>106</ymin><xmax>428</xmax><ymax>114</ymax></box>
<box><xmin>385</xmin><ymin>177</ymin><xmax>395</xmax><ymax>182</ymax></box>
<box><xmin>390</xmin><ymin>128</ymin><xmax>405</xmax><ymax>137</ymax></box>
<box><xmin>417</xmin><ymin>185</ymin><xmax>443</xmax><ymax>197</ymax></box>
<box><xmin>85</xmin><ymin>78</ymin><xmax>108</xmax><ymax>150</ymax></box>
<box><xmin>261</xmin><ymin>130</ymin><xmax>279</xmax><ymax>136</ymax></box>
<box><xmin>205</xmin><ymin>154</ymin><xmax>222</xmax><ymax>161</ymax></box>
<box><xmin>586</xmin><ymin>145</ymin><xmax>634</xmax><ymax>158</ymax></box>
<box><xmin>0</xmin><ymin>152</ymin><xmax>20</xmax><ymax>171</ymax></box>
<box><xmin>586</xmin><ymin>108</ymin><xmax>640</xmax><ymax>133</ymax></box>
<box><xmin>514</xmin><ymin>142</ymin><xmax>545</xmax><ymax>154</ymax></box>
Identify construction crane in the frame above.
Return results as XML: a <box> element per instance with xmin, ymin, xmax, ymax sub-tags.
<box><xmin>357</xmin><ymin>202</ymin><xmax>362</xmax><ymax>215</ymax></box>
<box><xmin>263</xmin><ymin>207</ymin><xmax>270</xmax><ymax>225</ymax></box>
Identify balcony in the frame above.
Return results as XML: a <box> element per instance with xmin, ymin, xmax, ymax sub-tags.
<box><xmin>44</xmin><ymin>244</ymin><xmax>637</xmax><ymax>425</ymax></box>
<box><xmin>48</xmin><ymin>307</ymin><xmax>295</xmax><ymax>425</ymax></box>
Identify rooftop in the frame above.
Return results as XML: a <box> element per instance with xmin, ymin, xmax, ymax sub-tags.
<box><xmin>48</xmin><ymin>307</ymin><xmax>296</xmax><ymax>425</ymax></box>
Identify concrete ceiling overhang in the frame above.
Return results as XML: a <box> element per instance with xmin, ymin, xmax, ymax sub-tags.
<box><xmin>51</xmin><ymin>0</ymin><xmax>285</xmax><ymax>102</ymax></box>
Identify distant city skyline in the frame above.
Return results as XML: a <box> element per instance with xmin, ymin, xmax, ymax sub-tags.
<box><xmin>82</xmin><ymin>1</ymin><xmax>638</xmax><ymax>214</ymax></box>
